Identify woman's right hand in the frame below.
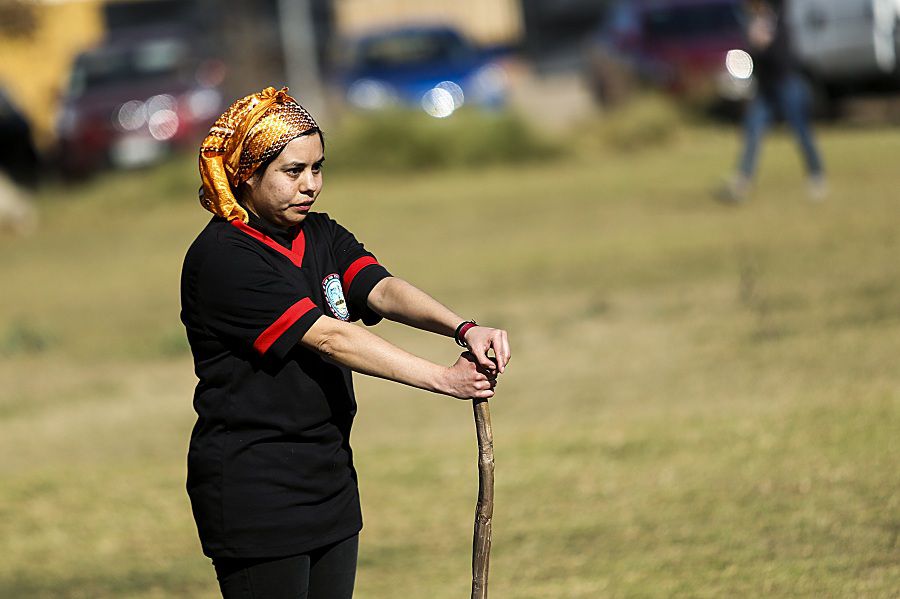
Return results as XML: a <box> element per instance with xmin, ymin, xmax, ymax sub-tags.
<box><xmin>443</xmin><ymin>352</ymin><xmax>498</xmax><ymax>400</ymax></box>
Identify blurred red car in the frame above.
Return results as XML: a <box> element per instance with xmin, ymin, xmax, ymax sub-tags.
<box><xmin>55</xmin><ymin>34</ymin><xmax>225</xmax><ymax>177</ymax></box>
<box><xmin>585</xmin><ymin>0</ymin><xmax>753</xmax><ymax>108</ymax></box>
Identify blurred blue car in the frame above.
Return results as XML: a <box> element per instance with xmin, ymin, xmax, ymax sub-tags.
<box><xmin>336</xmin><ymin>25</ymin><xmax>510</xmax><ymax>117</ymax></box>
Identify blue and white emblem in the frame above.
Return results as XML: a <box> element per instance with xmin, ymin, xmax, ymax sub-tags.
<box><xmin>322</xmin><ymin>273</ymin><xmax>350</xmax><ymax>321</ymax></box>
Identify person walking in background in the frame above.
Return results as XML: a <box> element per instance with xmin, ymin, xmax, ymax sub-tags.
<box><xmin>721</xmin><ymin>0</ymin><xmax>826</xmax><ymax>203</ymax></box>
<box><xmin>181</xmin><ymin>86</ymin><xmax>509</xmax><ymax>598</ymax></box>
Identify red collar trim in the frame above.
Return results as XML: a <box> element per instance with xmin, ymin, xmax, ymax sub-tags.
<box><xmin>231</xmin><ymin>220</ymin><xmax>306</xmax><ymax>267</ymax></box>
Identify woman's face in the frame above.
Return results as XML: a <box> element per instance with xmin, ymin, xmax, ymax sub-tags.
<box><xmin>243</xmin><ymin>133</ymin><xmax>324</xmax><ymax>228</ymax></box>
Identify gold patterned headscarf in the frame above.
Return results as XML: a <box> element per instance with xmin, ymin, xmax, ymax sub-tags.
<box><xmin>198</xmin><ymin>86</ymin><xmax>319</xmax><ymax>222</ymax></box>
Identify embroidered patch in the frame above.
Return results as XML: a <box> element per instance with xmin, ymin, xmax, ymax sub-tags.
<box><xmin>322</xmin><ymin>273</ymin><xmax>350</xmax><ymax>321</ymax></box>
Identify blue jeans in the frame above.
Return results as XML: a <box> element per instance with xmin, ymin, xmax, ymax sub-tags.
<box><xmin>739</xmin><ymin>75</ymin><xmax>824</xmax><ymax>179</ymax></box>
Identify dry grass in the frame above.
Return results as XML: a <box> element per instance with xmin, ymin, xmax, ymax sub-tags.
<box><xmin>0</xmin><ymin>120</ymin><xmax>898</xmax><ymax>597</ymax></box>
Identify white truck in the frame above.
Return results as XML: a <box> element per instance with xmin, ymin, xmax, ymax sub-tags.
<box><xmin>788</xmin><ymin>0</ymin><xmax>900</xmax><ymax>93</ymax></box>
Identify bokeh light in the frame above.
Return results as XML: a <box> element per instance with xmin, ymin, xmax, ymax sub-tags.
<box><xmin>435</xmin><ymin>80</ymin><xmax>465</xmax><ymax>109</ymax></box>
<box><xmin>421</xmin><ymin>87</ymin><xmax>456</xmax><ymax>118</ymax></box>
<box><xmin>116</xmin><ymin>100</ymin><xmax>147</xmax><ymax>131</ymax></box>
<box><xmin>148</xmin><ymin>109</ymin><xmax>178</xmax><ymax>140</ymax></box>
<box><xmin>347</xmin><ymin>79</ymin><xmax>396</xmax><ymax>110</ymax></box>
<box><xmin>725</xmin><ymin>49</ymin><xmax>754</xmax><ymax>80</ymax></box>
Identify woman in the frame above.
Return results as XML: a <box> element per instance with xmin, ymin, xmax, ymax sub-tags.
<box><xmin>181</xmin><ymin>87</ymin><xmax>510</xmax><ymax>598</ymax></box>
<box><xmin>721</xmin><ymin>0</ymin><xmax>826</xmax><ymax>202</ymax></box>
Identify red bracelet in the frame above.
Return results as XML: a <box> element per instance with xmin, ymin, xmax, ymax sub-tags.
<box><xmin>455</xmin><ymin>320</ymin><xmax>477</xmax><ymax>347</ymax></box>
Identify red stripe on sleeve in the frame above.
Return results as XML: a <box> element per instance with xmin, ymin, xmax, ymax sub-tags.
<box><xmin>342</xmin><ymin>256</ymin><xmax>378</xmax><ymax>289</ymax></box>
<box><xmin>253</xmin><ymin>297</ymin><xmax>317</xmax><ymax>355</ymax></box>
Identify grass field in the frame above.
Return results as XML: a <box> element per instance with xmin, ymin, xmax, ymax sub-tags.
<box><xmin>0</xmin><ymin>118</ymin><xmax>898</xmax><ymax>598</ymax></box>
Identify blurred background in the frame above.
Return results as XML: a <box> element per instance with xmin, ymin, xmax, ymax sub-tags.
<box><xmin>1</xmin><ymin>0</ymin><xmax>898</xmax><ymax>597</ymax></box>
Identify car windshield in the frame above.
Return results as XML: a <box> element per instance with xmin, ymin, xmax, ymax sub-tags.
<box><xmin>643</xmin><ymin>3</ymin><xmax>741</xmax><ymax>39</ymax></box>
<box><xmin>67</xmin><ymin>38</ymin><xmax>189</xmax><ymax>97</ymax></box>
<box><xmin>356</xmin><ymin>30</ymin><xmax>473</xmax><ymax>69</ymax></box>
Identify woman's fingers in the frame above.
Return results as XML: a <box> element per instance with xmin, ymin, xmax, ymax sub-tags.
<box><xmin>472</xmin><ymin>329</ymin><xmax>511</xmax><ymax>375</ymax></box>
<box><xmin>465</xmin><ymin>328</ymin><xmax>500</xmax><ymax>373</ymax></box>
<box><xmin>496</xmin><ymin>331</ymin><xmax>510</xmax><ymax>373</ymax></box>
<box><xmin>451</xmin><ymin>351</ymin><xmax>500</xmax><ymax>399</ymax></box>
<box><xmin>473</xmin><ymin>344</ymin><xmax>497</xmax><ymax>372</ymax></box>
<box><xmin>462</xmin><ymin>351</ymin><xmax>493</xmax><ymax>379</ymax></box>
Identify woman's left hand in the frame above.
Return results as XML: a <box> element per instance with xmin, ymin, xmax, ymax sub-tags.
<box><xmin>463</xmin><ymin>326</ymin><xmax>511</xmax><ymax>375</ymax></box>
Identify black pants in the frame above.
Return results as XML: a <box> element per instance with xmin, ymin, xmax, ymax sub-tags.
<box><xmin>213</xmin><ymin>535</ymin><xmax>358</xmax><ymax>599</ymax></box>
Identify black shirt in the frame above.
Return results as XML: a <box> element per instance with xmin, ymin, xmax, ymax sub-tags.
<box><xmin>180</xmin><ymin>210</ymin><xmax>390</xmax><ymax>558</ymax></box>
<box><xmin>748</xmin><ymin>3</ymin><xmax>797</xmax><ymax>94</ymax></box>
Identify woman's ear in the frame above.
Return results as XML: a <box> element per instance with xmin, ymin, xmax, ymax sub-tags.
<box><xmin>240</xmin><ymin>172</ymin><xmax>260</xmax><ymax>203</ymax></box>
<box><xmin>235</xmin><ymin>177</ymin><xmax>252</xmax><ymax>207</ymax></box>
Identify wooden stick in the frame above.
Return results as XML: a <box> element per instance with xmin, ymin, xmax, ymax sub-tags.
<box><xmin>470</xmin><ymin>398</ymin><xmax>494</xmax><ymax>599</ymax></box>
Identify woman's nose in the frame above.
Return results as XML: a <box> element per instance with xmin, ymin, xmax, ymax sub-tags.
<box><xmin>299</xmin><ymin>170</ymin><xmax>318</xmax><ymax>194</ymax></box>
